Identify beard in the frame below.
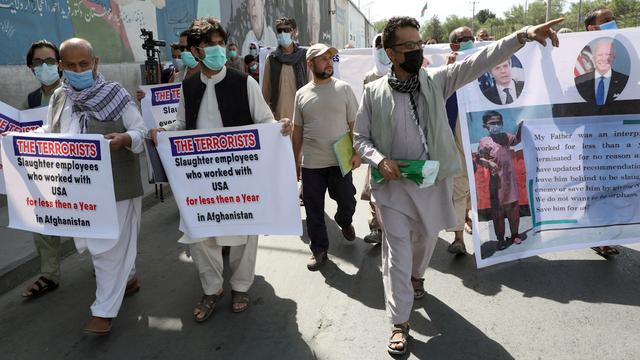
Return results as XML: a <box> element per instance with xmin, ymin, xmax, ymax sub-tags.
<box><xmin>312</xmin><ymin>67</ymin><xmax>333</xmax><ymax>80</ymax></box>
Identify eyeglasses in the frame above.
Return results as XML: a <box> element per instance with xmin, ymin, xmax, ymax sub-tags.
<box><xmin>32</xmin><ymin>57</ymin><xmax>57</xmax><ymax>67</ymax></box>
<box><xmin>455</xmin><ymin>36</ymin><xmax>475</xmax><ymax>43</ymax></box>
<box><xmin>276</xmin><ymin>27</ymin><xmax>293</xmax><ymax>34</ymax></box>
<box><xmin>392</xmin><ymin>40</ymin><xmax>424</xmax><ymax>51</ymax></box>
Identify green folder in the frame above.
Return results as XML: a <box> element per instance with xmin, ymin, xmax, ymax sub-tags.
<box><xmin>333</xmin><ymin>132</ymin><xmax>354</xmax><ymax>176</ymax></box>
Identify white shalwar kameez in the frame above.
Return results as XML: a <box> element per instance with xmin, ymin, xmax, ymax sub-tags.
<box><xmin>39</xmin><ymin>101</ymin><xmax>146</xmax><ymax>318</ymax></box>
<box><xmin>164</xmin><ymin>67</ymin><xmax>275</xmax><ymax>295</ymax></box>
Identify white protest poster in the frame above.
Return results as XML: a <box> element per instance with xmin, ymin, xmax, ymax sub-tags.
<box><xmin>0</xmin><ymin>101</ymin><xmax>47</xmax><ymax>194</ymax></box>
<box><xmin>1</xmin><ymin>133</ymin><xmax>118</xmax><ymax>239</ymax></box>
<box><xmin>139</xmin><ymin>83</ymin><xmax>181</xmax><ymax>130</ymax></box>
<box><xmin>156</xmin><ymin>123</ymin><xmax>302</xmax><ymax>238</ymax></box>
<box><xmin>453</xmin><ymin>28</ymin><xmax>640</xmax><ymax>267</ymax></box>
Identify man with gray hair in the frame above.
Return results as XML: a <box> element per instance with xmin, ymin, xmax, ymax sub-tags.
<box><xmin>35</xmin><ymin>37</ymin><xmax>146</xmax><ymax>335</ymax></box>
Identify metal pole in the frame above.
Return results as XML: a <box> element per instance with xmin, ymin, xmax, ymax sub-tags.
<box><xmin>470</xmin><ymin>1</ymin><xmax>478</xmax><ymax>34</ymax></box>
<box><xmin>576</xmin><ymin>0</ymin><xmax>582</xmax><ymax>32</ymax></box>
<box><xmin>524</xmin><ymin>0</ymin><xmax>528</xmax><ymax>24</ymax></box>
<box><xmin>546</xmin><ymin>0</ymin><xmax>551</xmax><ymax>22</ymax></box>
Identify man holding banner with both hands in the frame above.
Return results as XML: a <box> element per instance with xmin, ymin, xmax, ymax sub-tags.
<box><xmin>148</xmin><ymin>17</ymin><xmax>292</xmax><ymax>323</ymax></box>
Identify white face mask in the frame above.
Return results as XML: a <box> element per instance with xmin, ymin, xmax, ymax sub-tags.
<box><xmin>34</xmin><ymin>63</ymin><xmax>60</xmax><ymax>86</ymax></box>
<box><xmin>173</xmin><ymin>58</ymin><xmax>184</xmax><ymax>71</ymax></box>
<box><xmin>376</xmin><ymin>48</ymin><xmax>391</xmax><ymax>65</ymax></box>
<box><xmin>277</xmin><ymin>33</ymin><xmax>293</xmax><ymax>47</ymax></box>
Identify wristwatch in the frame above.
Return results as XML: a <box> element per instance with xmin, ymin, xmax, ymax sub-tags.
<box><xmin>517</xmin><ymin>26</ymin><xmax>534</xmax><ymax>44</ymax></box>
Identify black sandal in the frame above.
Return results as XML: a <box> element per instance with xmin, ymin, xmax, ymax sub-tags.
<box><xmin>22</xmin><ymin>276</ymin><xmax>59</xmax><ymax>299</ymax></box>
<box><xmin>193</xmin><ymin>292</ymin><xmax>223</xmax><ymax>323</ymax></box>
<box><xmin>388</xmin><ymin>323</ymin><xmax>410</xmax><ymax>355</ymax></box>
<box><xmin>592</xmin><ymin>246</ymin><xmax>619</xmax><ymax>257</ymax></box>
<box><xmin>411</xmin><ymin>277</ymin><xmax>426</xmax><ymax>300</ymax></box>
<box><xmin>231</xmin><ymin>290</ymin><xmax>250</xmax><ymax>313</ymax></box>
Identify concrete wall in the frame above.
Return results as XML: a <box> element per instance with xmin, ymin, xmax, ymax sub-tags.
<box><xmin>0</xmin><ymin>63</ymin><xmax>143</xmax><ymax>109</ymax></box>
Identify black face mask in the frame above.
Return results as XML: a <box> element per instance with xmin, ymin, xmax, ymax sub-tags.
<box><xmin>399</xmin><ymin>49</ymin><xmax>423</xmax><ymax>74</ymax></box>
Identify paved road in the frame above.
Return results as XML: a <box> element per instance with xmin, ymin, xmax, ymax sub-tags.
<box><xmin>1</xmin><ymin>167</ymin><xmax>639</xmax><ymax>359</ymax></box>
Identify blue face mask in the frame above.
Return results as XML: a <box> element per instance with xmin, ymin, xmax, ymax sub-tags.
<box><xmin>181</xmin><ymin>51</ymin><xmax>198</xmax><ymax>69</ymax></box>
<box><xmin>34</xmin><ymin>63</ymin><xmax>60</xmax><ymax>86</ymax></box>
<box><xmin>201</xmin><ymin>45</ymin><xmax>227</xmax><ymax>71</ymax></box>
<box><xmin>599</xmin><ymin>20</ymin><xmax>618</xmax><ymax>30</ymax></box>
<box><xmin>277</xmin><ymin>33</ymin><xmax>293</xmax><ymax>48</ymax></box>
<box><xmin>249</xmin><ymin>48</ymin><xmax>258</xmax><ymax>57</ymax></box>
<box><xmin>64</xmin><ymin>69</ymin><xmax>95</xmax><ymax>90</ymax></box>
<box><xmin>459</xmin><ymin>40</ymin><xmax>474</xmax><ymax>51</ymax></box>
<box><xmin>228</xmin><ymin>50</ymin><xmax>237</xmax><ymax>59</ymax></box>
<box><xmin>376</xmin><ymin>48</ymin><xmax>391</xmax><ymax>65</ymax></box>
<box><xmin>249</xmin><ymin>64</ymin><xmax>258</xmax><ymax>73</ymax></box>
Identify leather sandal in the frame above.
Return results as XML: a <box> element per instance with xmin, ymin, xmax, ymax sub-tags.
<box><xmin>388</xmin><ymin>323</ymin><xmax>410</xmax><ymax>355</ymax></box>
<box><xmin>231</xmin><ymin>290</ymin><xmax>250</xmax><ymax>313</ymax></box>
<box><xmin>193</xmin><ymin>292</ymin><xmax>223</xmax><ymax>323</ymax></box>
<box><xmin>411</xmin><ymin>277</ymin><xmax>426</xmax><ymax>300</ymax></box>
<box><xmin>22</xmin><ymin>276</ymin><xmax>59</xmax><ymax>299</ymax></box>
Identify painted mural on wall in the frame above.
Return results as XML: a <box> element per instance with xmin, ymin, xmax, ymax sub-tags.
<box><xmin>222</xmin><ymin>0</ymin><xmax>332</xmax><ymax>56</ymax></box>
<box><xmin>0</xmin><ymin>0</ymin><xmax>332</xmax><ymax>65</ymax></box>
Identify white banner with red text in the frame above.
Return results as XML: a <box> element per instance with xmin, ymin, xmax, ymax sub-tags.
<box><xmin>1</xmin><ymin>132</ymin><xmax>118</xmax><ymax>239</ymax></box>
<box><xmin>155</xmin><ymin>123</ymin><xmax>302</xmax><ymax>239</ymax></box>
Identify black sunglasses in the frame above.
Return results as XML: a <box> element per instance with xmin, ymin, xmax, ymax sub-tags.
<box><xmin>276</xmin><ymin>27</ymin><xmax>293</xmax><ymax>34</ymax></box>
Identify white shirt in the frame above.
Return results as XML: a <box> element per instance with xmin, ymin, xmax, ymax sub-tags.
<box><xmin>164</xmin><ymin>66</ymin><xmax>275</xmax><ymax>132</ymax></box>
<box><xmin>496</xmin><ymin>79</ymin><xmax>517</xmax><ymax>105</ymax></box>
<box><xmin>37</xmin><ymin>97</ymin><xmax>147</xmax><ymax>254</ymax></box>
<box><xmin>241</xmin><ymin>19</ymin><xmax>278</xmax><ymax>56</ymax></box>
<box><xmin>593</xmin><ymin>69</ymin><xmax>612</xmax><ymax>102</ymax></box>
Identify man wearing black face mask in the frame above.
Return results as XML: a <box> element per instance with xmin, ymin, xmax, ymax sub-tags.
<box><xmin>353</xmin><ymin>16</ymin><xmax>563</xmax><ymax>356</ymax></box>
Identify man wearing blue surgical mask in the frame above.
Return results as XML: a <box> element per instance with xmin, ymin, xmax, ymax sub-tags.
<box><xmin>225</xmin><ymin>43</ymin><xmax>244</xmax><ymax>72</ymax></box>
<box><xmin>262</xmin><ymin>17</ymin><xmax>308</xmax><ymax>122</ymax></box>
<box><xmin>442</xmin><ymin>26</ymin><xmax>475</xmax><ymax>256</ymax></box>
<box><xmin>360</xmin><ymin>33</ymin><xmax>391</xmax><ymax>245</ymax></box>
<box><xmin>20</xmin><ymin>40</ymin><xmax>68</xmax><ymax>303</ymax></box>
<box><xmin>148</xmin><ymin>17</ymin><xmax>292</xmax><ymax>323</ymax></box>
<box><xmin>584</xmin><ymin>8</ymin><xmax>617</xmax><ymax>31</ymax></box>
<box><xmin>23</xmin><ymin>40</ymin><xmax>62</xmax><ymax>110</ymax></box>
<box><xmin>35</xmin><ymin>37</ymin><xmax>147</xmax><ymax>335</ymax></box>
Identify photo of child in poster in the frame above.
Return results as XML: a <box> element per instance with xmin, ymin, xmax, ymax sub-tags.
<box><xmin>467</xmin><ymin>109</ymin><xmax>531</xmax><ymax>258</ymax></box>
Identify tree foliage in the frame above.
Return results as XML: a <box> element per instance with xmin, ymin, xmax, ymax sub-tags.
<box><xmin>423</xmin><ymin>0</ymin><xmax>640</xmax><ymax>43</ymax></box>
<box><xmin>374</xmin><ymin>19</ymin><xmax>387</xmax><ymax>34</ymax></box>
<box><xmin>422</xmin><ymin>15</ymin><xmax>445</xmax><ymax>42</ymax></box>
<box><xmin>476</xmin><ymin>9</ymin><xmax>496</xmax><ymax>24</ymax></box>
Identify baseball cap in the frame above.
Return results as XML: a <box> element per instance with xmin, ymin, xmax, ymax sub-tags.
<box><xmin>306</xmin><ymin>43</ymin><xmax>338</xmax><ymax>61</ymax></box>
